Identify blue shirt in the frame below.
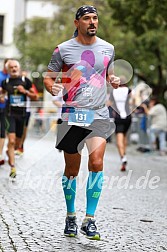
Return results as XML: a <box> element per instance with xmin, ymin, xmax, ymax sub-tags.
<box><xmin>0</xmin><ymin>70</ymin><xmax>9</xmax><ymax>109</ymax></box>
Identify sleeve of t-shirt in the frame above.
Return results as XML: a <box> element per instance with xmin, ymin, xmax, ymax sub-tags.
<box><xmin>107</xmin><ymin>47</ymin><xmax>115</xmax><ymax>75</ymax></box>
<box><xmin>25</xmin><ymin>77</ymin><xmax>32</xmax><ymax>90</ymax></box>
<box><xmin>47</xmin><ymin>47</ymin><xmax>63</xmax><ymax>72</ymax></box>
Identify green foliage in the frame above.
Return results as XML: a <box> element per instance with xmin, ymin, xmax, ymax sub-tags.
<box><xmin>108</xmin><ymin>0</ymin><xmax>167</xmax><ymax>101</ymax></box>
<box><xmin>14</xmin><ymin>17</ymin><xmax>60</xmax><ymax>71</ymax></box>
<box><xmin>50</xmin><ymin>0</ymin><xmax>113</xmax><ymax>40</ymax></box>
<box><xmin>14</xmin><ymin>0</ymin><xmax>167</xmax><ymax>102</ymax></box>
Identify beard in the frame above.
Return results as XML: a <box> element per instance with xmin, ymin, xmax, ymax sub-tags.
<box><xmin>87</xmin><ymin>26</ymin><xmax>97</xmax><ymax>36</ymax></box>
<box><xmin>86</xmin><ymin>24</ymin><xmax>97</xmax><ymax>36</ymax></box>
<box><xmin>86</xmin><ymin>30</ymin><xmax>97</xmax><ymax>36</ymax></box>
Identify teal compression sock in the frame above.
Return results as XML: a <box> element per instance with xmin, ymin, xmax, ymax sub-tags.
<box><xmin>86</xmin><ymin>171</ymin><xmax>103</xmax><ymax>216</ymax></box>
<box><xmin>62</xmin><ymin>176</ymin><xmax>76</xmax><ymax>214</ymax></box>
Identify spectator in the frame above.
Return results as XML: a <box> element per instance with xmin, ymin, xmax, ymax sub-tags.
<box><xmin>141</xmin><ymin>96</ymin><xmax>167</xmax><ymax>155</ymax></box>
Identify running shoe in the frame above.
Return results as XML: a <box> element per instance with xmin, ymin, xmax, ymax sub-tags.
<box><xmin>64</xmin><ymin>216</ymin><xmax>78</xmax><ymax>237</ymax></box>
<box><xmin>0</xmin><ymin>159</ymin><xmax>5</xmax><ymax>165</ymax></box>
<box><xmin>14</xmin><ymin>149</ymin><xmax>24</xmax><ymax>156</ymax></box>
<box><xmin>80</xmin><ymin>218</ymin><xmax>100</xmax><ymax>240</ymax></box>
<box><xmin>9</xmin><ymin>167</ymin><xmax>17</xmax><ymax>178</ymax></box>
<box><xmin>121</xmin><ymin>156</ymin><xmax>127</xmax><ymax>172</ymax></box>
<box><xmin>121</xmin><ymin>161</ymin><xmax>127</xmax><ymax>172</ymax></box>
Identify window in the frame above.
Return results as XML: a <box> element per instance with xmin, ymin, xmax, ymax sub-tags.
<box><xmin>0</xmin><ymin>15</ymin><xmax>4</xmax><ymax>44</ymax></box>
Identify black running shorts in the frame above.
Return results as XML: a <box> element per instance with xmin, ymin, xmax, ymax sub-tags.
<box><xmin>56</xmin><ymin>119</ymin><xmax>115</xmax><ymax>154</ymax></box>
<box><xmin>114</xmin><ymin>117</ymin><xmax>131</xmax><ymax>134</ymax></box>
<box><xmin>6</xmin><ymin>115</ymin><xmax>26</xmax><ymax>138</ymax></box>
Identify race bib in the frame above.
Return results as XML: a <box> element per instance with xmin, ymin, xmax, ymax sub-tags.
<box><xmin>10</xmin><ymin>95</ymin><xmax>24</xmax><ymax>107</ymax></box>
<box><xmin>68</xmin><ymin>108</ymin><xmax>94</xmax><ymax>126</ymax></box>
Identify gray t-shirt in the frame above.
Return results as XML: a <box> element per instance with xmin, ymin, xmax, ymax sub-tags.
<box><xmin>48</xmin><ymin>37</ymin><xmax>115</xmax><ymax>119</ymax></box>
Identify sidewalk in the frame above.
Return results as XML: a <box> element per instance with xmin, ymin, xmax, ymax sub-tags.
<box><xmin>0</xmin><ymin>131</ymin><xmax>167</xmax><ymax>252</ymax></box>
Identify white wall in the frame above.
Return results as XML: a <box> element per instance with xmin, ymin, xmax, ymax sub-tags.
<box><xmin>26</xmin><ymin>1</ymin><xmax>58</xmax><ymax>19</ymax></box>
<box><xmin>15</xmin><ymin>0</ymin><xmax>26</xmax><ymax>26</ymax></box>
<box><xmin>0</xmin><ymin>0</ymin><xmax>58</xmax><ymax>63</ymax></box>
<box><xmin>0</xmin><ymin>0</ymin><xmax>15</xmax><ymax>44</ymax></box>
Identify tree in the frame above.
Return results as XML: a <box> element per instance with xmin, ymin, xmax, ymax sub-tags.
<box><xmin>108</xmin><ymin>0</ymin><xmax>167</xmax><ymax>103</ymax></box>
<box><xmin>14</xmin><ymin>15</ymin><xmax>73</xmax><ymax>90</ymax></box>
<box><xmin>14</xmin><ymin>17</ymin><xmax>62</xmax><ymax>71</ymax></box>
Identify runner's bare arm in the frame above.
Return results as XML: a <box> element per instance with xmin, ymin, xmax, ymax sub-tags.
<box><xmin>17</xmin><ymin>85</ymin><xmax>38</xmax><ymax>101</ymax></box>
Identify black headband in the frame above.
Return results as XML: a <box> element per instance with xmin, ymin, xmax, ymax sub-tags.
<box><xmin>75</xmin><ymin>5</ymin><xmax>98</xmax><ymax>20</ymax></box>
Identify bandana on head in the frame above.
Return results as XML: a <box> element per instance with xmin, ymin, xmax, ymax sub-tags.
<box><xmin>75</xmin><ymin>5</ymin><xmax>98</xmax><ymax>20</ymax></box>
<box><xmin>73</xmin><ymin>5</ymin><xmax>98</xmax><ymax>38</ymax></box>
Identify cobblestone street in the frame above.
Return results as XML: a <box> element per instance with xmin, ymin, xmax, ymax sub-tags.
<box><xmin>0</xmin><ymin>130</ymin><xmax>167</xmax><ymax>252</ymax></box>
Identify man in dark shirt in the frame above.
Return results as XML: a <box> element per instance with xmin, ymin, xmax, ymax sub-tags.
<box><xmin>1</xmin><ymin>59</ymin><xmax>37</xmax><ymax>178</ymax></box>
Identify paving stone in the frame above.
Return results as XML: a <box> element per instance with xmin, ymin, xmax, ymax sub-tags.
<box><xmin>0</xmin><ymin>133</ymin><xmax>167</xmax><ymax>251</ymax></box>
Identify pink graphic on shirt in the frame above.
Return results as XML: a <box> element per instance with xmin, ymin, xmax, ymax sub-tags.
<box><xmin>54</xmin><ymin>47</ymin><xmax>59</xmax><ymax>53</ymax></box>
<box><xmin>81</xmin><ymin>50</ymin><xmax>95</xmax><ymax>67</ymax></box>
<box><xmin>61</xmin><ymin>50</ymin><xmax>109</xmax><ymax>102</ymax></box>
<box><xmin>101</xmin><ymin>56</ymin><xmax>110</xmax><ymax>78</ymax></box>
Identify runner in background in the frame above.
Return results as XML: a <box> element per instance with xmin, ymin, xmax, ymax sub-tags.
<box><xmin>15</xmin><ymin>70</ymin><xmax>39</xmax><ymax>156</ymax></box>
<box><xmin>1</xmin><ymin>60</ymin><xmax>37</xmax><ymax>178</ymax></box>
<box><xmin>109</xmin><ymin>76</ymin><xmax>132</xmax><ymax>171</ymax></box>
<box><xmin>0</xmin><ymin>59</ymin><xmax>10</xmax><ymax>165</ymax></box>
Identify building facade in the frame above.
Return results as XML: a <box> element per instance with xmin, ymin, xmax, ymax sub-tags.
<box><xmin>0</xmin><ymin>0</ymin><xmax>57</xmax><ymax>68</ymax></box>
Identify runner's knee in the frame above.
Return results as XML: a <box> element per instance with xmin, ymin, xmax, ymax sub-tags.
<box><xmin>88</xmin><ymin>158</ymin><xmax>103</xmax><ymax>171</ymax></box>
<box><xmin>64</xmin><ymin>168</ymin><xmax>79</xmax><ymax>178</ymax></box>
<box><xmin>9</xmin><ymin>138</ymin><xmax>16</xmax><ymax>146</ymax></box>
